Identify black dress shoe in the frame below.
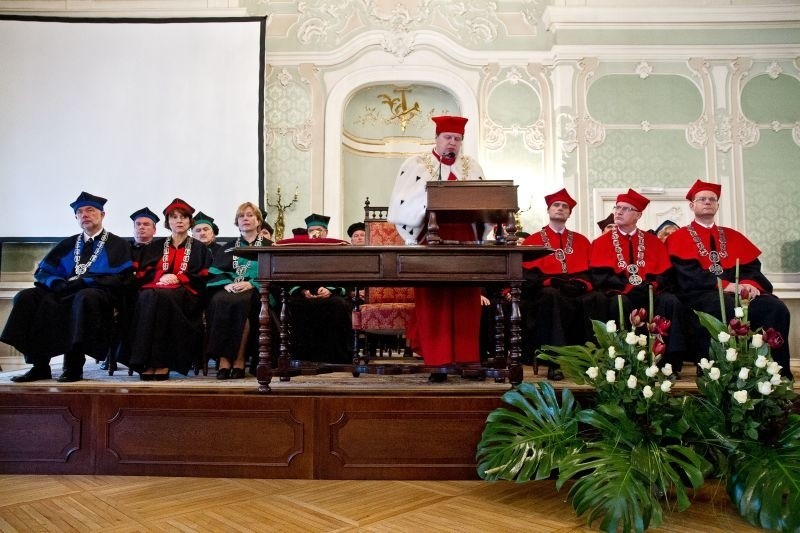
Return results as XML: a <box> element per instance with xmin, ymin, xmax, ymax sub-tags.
<box><xmin>153</xmin><ymin>372</ymin><xmax>170</xmax><ymax>381</ymax></box>
<box><xmin>140</xmin><ymin>373</ymin><xmax>155</xmax><ymax>381</ymax></box>
<box><xmin>57</xmin><ymin>371</ymin><xmax>83</xmax><ymax>383</ymax></box>
<box><xmin>10</xmin><ymin>366</ymin><xmax>52</xmax><ymax>383</ymax></box>
<box><xmin>547</xmin><ymin>367</ymin><xmax>564</xmax><ymax>381</ymax></box>
<box><xmin>217</xmin><ymin>368</ymin><xmax>231</xmax><ymax>380</ymax></box>
<box><xmin>428</xmin><ymin>372</ymin><xmax>447</xmax><ymax>383</ymax></box>
<box><xmin>230</xmin><ymin>368</ymin><xmax>246</xmax><ymax>379</ymax></box>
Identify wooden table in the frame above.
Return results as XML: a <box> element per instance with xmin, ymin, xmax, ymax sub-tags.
<box><xmin>235</xmin><ymin>244</ymin><xmax>550</xmax><ymax>393</ymax></box>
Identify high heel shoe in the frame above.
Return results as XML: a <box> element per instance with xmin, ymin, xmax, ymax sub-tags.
<box><xmin>217</xmin><ymin>368</ymin><xmax>231</xmax><ymax>380</ymax></box>
<box><xmin>230</xmin><ymin>368</ymin><xmax>246</xmax><ymax>379</ymax></box>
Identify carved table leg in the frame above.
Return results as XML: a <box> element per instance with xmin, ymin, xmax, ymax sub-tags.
<box><xmin>278</xmin><ymin>287</ymin><xmax>291</xmax><ymax>382</ymax></box>
<box><xmin>257</xmin><ymin>283</ymin><xmax>273</xmax><ymax>393</ymax></box>
<box><xmin>508</xmin><ymin>282</ymin><xmax>523</xmax><ymax>386</ymax></box>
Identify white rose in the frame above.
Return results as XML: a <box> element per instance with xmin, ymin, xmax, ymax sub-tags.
<box><xmin>614</xmin><ymin>357</ymin><xmax>625</xmax><ymax>370</ymax></box>
<box><xmin>606</xmin><ymin>370</ymin><xmax>616</xmax><ymax>383</ymax></box>
<box><xmin>718</xmin><ymin>332</ymin><xmax>731</xmax><ymax>343</ymax></box>
<box><xmin>627</xmin><ymin>375</ymin><xmax>638</xmax><ymax>389</ymax></box>
<box><xmin>767</xmin><ymin>362</ymin><xmax>782</xmax><ymax>376</ymax></box>
<box><xmin>709</xmin><ymin>367</ymin><xmax>721</xmax><ymax>381</ymax></box>
<box><xmin>606</xmin><ymin>320</ymin><xmax>617</xmax><ymax>333</ymax></box>
<box><xmin>738</xmin><ymin>367</ymin><xmax>750</xmax><ymax>380</ymax></box>
<box><xmin>636</xmin><ymin>350</ymin><xmax>646</xmax><ymax>361</ymax></box>
<box><xmin>757</xmin><ymin>381</ymin><xmax>773</xmax><ymax>395</ymax></box>
<box><xmin>625</xmin><ymin>332</ymin><xmax>638</xmax><ymax>345</ymax></box>
<box><xmin>661</xmin><ymin>364</ymin><xmax>673</xmax><ymax>377</ymax></box>
<box><xmin>608</xmin><ymin>346</ymin><xmax>616</xmax><ymax>358</ymax></box>
<box><xmin>751</xmin><ymin>334</ymin><xmax>764</xmax><ymax>348</ymax></box>
<box><xmin>733</xmin><ymin>390</ymin><xmax>748</xmax><ymax>404</ymax></box>
<box><xmin>734</xmin><ymin>307</ymin><xmax>744</xmax><ymax>318</ymax></box>
<box><xmin>638</xmin><ymin>334</ymin><xmax>648</xmax><ymax>346</ymax></box>
<box><xmin>755</xmin><ymin>355</ymin><xmax>767</xmax><ymax>368</ymax></box>
<box><xmin>642</xmin><ymin>385</ymin><xmax>653</xmax><ymax>399</ymax></box>
<box><xmin>699</xmin><ymin>358</ymin><xmax>714</xmax><ymax>370</ymax></box>
<box><xmin>586</xmin><ymin>366</ymin><xmax>599</xmax><ymax>379</ymax></box>
<box><xmin>645</xmin><ymin>365</ymin><xmax>659</xmax><ymax>378</ymax></box>
<box><xmin>770</xmin><ymin>374</ymin><xmax>782</xmax><ymax>386</ymax></box>
<box><xmin>725</xmin><ymin>348</ymin><xmax>738</xmax><ymax>362</ymax></box>
<box><xmin>660</xmin><ymin>381</ymin><xmax>672</xmax><ymax>392</ymax></box>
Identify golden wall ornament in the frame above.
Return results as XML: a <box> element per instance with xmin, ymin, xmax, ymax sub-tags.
<box><xmin>378</xmin><ymin>87</ymin><xmax>420</xmax><ymax>132</ymax></box>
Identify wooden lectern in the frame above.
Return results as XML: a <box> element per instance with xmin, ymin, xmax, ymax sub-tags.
<box><xmin>425</xmin><ymin>180</ymin><xmax>519</xmax><ymax>245</ymax></box>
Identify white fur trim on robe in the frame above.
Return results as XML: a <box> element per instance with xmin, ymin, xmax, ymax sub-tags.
<box><xmin>387</xmin><ymin>152</ymin><xmax>485</xmax><ymax>243</ymax></box>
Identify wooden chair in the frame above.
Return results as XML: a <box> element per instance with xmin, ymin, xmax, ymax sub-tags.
<box><xmin>354</xmin><ymin>199</ymin><xmax>415</xmax><ymax>358</ymax></box>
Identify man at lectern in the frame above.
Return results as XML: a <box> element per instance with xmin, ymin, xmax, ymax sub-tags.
<box><xmin>387</xmin><ymin>115</ymin><xmax>485</xmax><ymax>381</ymax></box>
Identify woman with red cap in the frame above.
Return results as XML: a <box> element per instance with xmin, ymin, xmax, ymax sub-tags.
<box><xmin>387</xmin><ymin>115</ymin><xmax>486</xmax><ymax>381</ymax></box>
<box><xmin>123</xmin><ymin>198</ymin><xmax>212</xmax><ymax>380</ymax></box>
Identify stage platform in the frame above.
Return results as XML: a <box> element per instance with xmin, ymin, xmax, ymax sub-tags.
<box><xmin>0</xmin><ymin>360</ymin><xmax>793</xmax><ymax>480</ymax></box>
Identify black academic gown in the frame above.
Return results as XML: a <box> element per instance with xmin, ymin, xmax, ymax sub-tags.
<box><xmin>1</xmin><ymin>232</ymin><xmax>133</xmax><ymax>364</ymax></box>
<box><xmin>123</xmin><ymin>236</ymin><xmax>211</xmax><ymax>374</ymax></box>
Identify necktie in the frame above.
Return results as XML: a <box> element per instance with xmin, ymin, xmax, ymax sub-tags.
<box><xmin>80</xmin><ymin>238</ymin><xmax>94</xmax><ymax>264</ymax></box>
<box><xmin>627</xmin><ymin>235</ymin><xmax>635</xmax><ymax>264</ymax></box>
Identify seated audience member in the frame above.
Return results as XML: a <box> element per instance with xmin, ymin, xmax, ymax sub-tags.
<box><xmin>102</xmin><ymin>206</ymin><xmax>162</xmax><ymax>371</ymax></box>
<box><xmin>589</xmin><ymin>189</ymin><xmax>689</xmax><ymax>376</ymax></box>
<box><xmin>666</xmin><ymin>179</ymin><xmax>792</xmax><ymax>378</ymax></box>
<box><xmin>520</xmin><ymin>188</ymin><xmax>608</xmax><ymax>380</ymax></box>
<box><xmin>279</xmin><ymin>214</ymin><xmax>352</xmax><ymax>364</ymax></box>
<box><xmin>192</xmin><ymin>211</ymin><xmax>223</xmax><ymax>254</ymax></box>
<box><xmin>597</xmin><ymin>212</ymin><xmax>616</xmax><ymax>235</ymax></box>
<box><xmin>1</xmin><ymin>192</ymin><xmax>133</xmax><ymax>382</ymax></box>
<box><xmin>654</xmin><ymin>219</ymin><xmax>680</xmax><ymax>243</ymax></box>
<box><xmin>205</xmin><ymin>202</ymin><xmax>268</xmax><ymax>380</ymax></box>
<box><xmin>123</xmin><ymin>198</ymin><xmax>212</xmax><ymax>380</ymax></box>
<box><xmin>260</xmin><ymin>221</ymin><xmax>274</xmax><ymax>241</ymax></box>
<box><xmin>347</xmin><ymin>222</ymin><xmax>366</xmax><ymax>245</ymax></box>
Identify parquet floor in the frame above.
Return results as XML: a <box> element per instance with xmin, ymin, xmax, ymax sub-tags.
<box><xmin>0</xmin><ymin>475</ymin><xmax>762</xmax><ymax>532</ymax></box>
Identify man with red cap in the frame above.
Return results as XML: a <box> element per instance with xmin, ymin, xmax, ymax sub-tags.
<box><xmin>520</xmin><ymin>188</ymin><xmax>608</xmax><ymax>379</ymax></box>
<box><xmin>667</xmin><ymin>179</ymin><xmax>792</xmax><ymax>378</ymax></box>
<box><xmin>387</xmin><ymin>115</ymin><xmax>486</xmax><ymax>381</ymax></box>
<box><xmin>589</xmin><ymin>188</ymin><xmax>690</xmax><ymax>375</ymax></box>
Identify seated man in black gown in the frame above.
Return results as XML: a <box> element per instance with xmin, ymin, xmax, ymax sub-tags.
<box><xmin>1</xmin><ymin>192</ymin><xmax>133</xmax><ymax>382</ymax></box>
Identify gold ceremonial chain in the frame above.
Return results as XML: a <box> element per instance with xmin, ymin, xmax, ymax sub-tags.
<box><xmin>72</xmin><ymin>230</ymin><xmax>109</xmax><ymax>277</ymax></box>
<box><xmin>611</xmin><ymin>228</ymin><xmax>645</xmax><ymax>286</ymax></box>
<box><xmin>687</xmin><ymin>225</ymin><xmax>728</xmax><ymax>276</ymax></box>
<box><xmin>539</xmin><ymin>228</ymin><xmax>574</xmax><ymax>273</ymax></box>
<box><xmin>162</xmin><ymin>236</ymin><xmax>193</xmax><ymax>276</ymax></box>
<box><xmin>232</xmin><ymin>234</ymin><xmax>264</xmax><ymax>282</ymax></box>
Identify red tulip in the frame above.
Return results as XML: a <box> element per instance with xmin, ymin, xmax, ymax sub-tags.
<box><xmin>763</xmin><ymin>328</ymin><xmax>784</xmax><ymax>350</ymax></box>
<box><xmin>652</xmin><ymin>339</ymin><xmax>666</xmax><ymax>356</ymax></box>
<box><xmin>739</xmin><ymin>286</ymin><xmax>750</xmax><ymax>304</ymax></box>
<box><xmin>728</xmin><ymin>318</ymin><xmax>750</xmax><ymax>337</ymax></box>
<box><xmin>630</xmin><ymin>308</ymin><xmax>647</xmax><ymax>328</ymax></box>
<box><xmin>649</xmin><ymin>316</ymin><xmax>671</xmax><ymax>336</ymax></box>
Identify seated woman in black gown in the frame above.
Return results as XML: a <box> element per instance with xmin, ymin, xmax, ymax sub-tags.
<box><xmin>126</xmin><ymin>198</ymin><xmax>212</xmax><ymax>380</ymax></box>
<box><xmin>205</xmin><ymin>202</ymin><xmax>270</xmax><ymax>380</ymax></box>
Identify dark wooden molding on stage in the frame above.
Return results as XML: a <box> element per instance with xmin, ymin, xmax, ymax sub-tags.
<box><xmin>0</xmin><ymin>382</ymin><xmax>534</xmax><ymax>479</ymax></box>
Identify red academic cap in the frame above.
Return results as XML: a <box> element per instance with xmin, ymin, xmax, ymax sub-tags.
<box><xmin>544</xmin><ymin>188</ymin><xmax>576</xmax><ymax>209</ymax></box>
<box><xmin>686</xmin><ymin>179</ymin><xmax>722</xmax><ymax>201</ymax></box>
<box><xmin>616</xmin><ymin>189</ymin><xmax>650</xmax><ymax>212</ymax></box>
<box><xmin>163</xmin><ymin>198</ymin><xmax>195</xmax><ymax>217</ymax></box>
<box><xmin>432</xmin><ymin>115</ymin><xmax>468</xmax><ymax>135</ymax></box>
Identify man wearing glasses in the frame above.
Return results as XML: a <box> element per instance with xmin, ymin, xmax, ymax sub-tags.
<box><xmin>589</xmin><ymin>188</ymin><xmax>690</xmax><ymax>377</ymax></box>
<box><xmin>666</xmin><ymin>179</ymin><xmax>792</xmax><ymax>378</ymax></box>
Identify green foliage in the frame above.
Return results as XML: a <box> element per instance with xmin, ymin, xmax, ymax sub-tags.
<box><xmin>477</xmin><ymin>382</ymin><xmax>582</xmax><ymax>482</ymax></box>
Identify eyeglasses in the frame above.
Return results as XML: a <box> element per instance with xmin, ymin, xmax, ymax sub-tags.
<box><xmin>693</xmin><ymin>196</ymin><xmax>718</xmax><ymax>203</ymax></box>
<box><xmin>613</xmin><ymin>205</ymin><xmax>639</xmax><ymax>213</ymax></box>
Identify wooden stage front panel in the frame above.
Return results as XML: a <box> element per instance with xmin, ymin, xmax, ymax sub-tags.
<box><xmin>0</xmin><ymin>385</ymin><xmax>505</xmax><ymax>480</ymax></box>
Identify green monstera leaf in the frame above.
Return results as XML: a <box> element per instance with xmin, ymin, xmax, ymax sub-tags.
<box><xmin>557</xmin><ymin>404</ymin><xmax>709</xmax><ymax>533</ymax></box>
<box><xmin>477</xmin><ymin>381</ymin><xmax>583</xmax><ymax>482</ymax></box>
<box><xmin>727</xmin><ymin>414</ymin><xmax>800</xmax><ymax>532</ymax></box>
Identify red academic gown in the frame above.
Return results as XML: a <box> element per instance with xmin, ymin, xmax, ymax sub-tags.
<box><xmin>409</xmin><ymin>225</ymin><xmax>481</xmax><ymax>366</ymax></box>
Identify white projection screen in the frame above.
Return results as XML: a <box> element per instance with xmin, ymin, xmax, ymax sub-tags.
<box><xmin>0</xmin><ymin>16</ymin><xmax>265</xmax><ymax>238</ymax></box>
